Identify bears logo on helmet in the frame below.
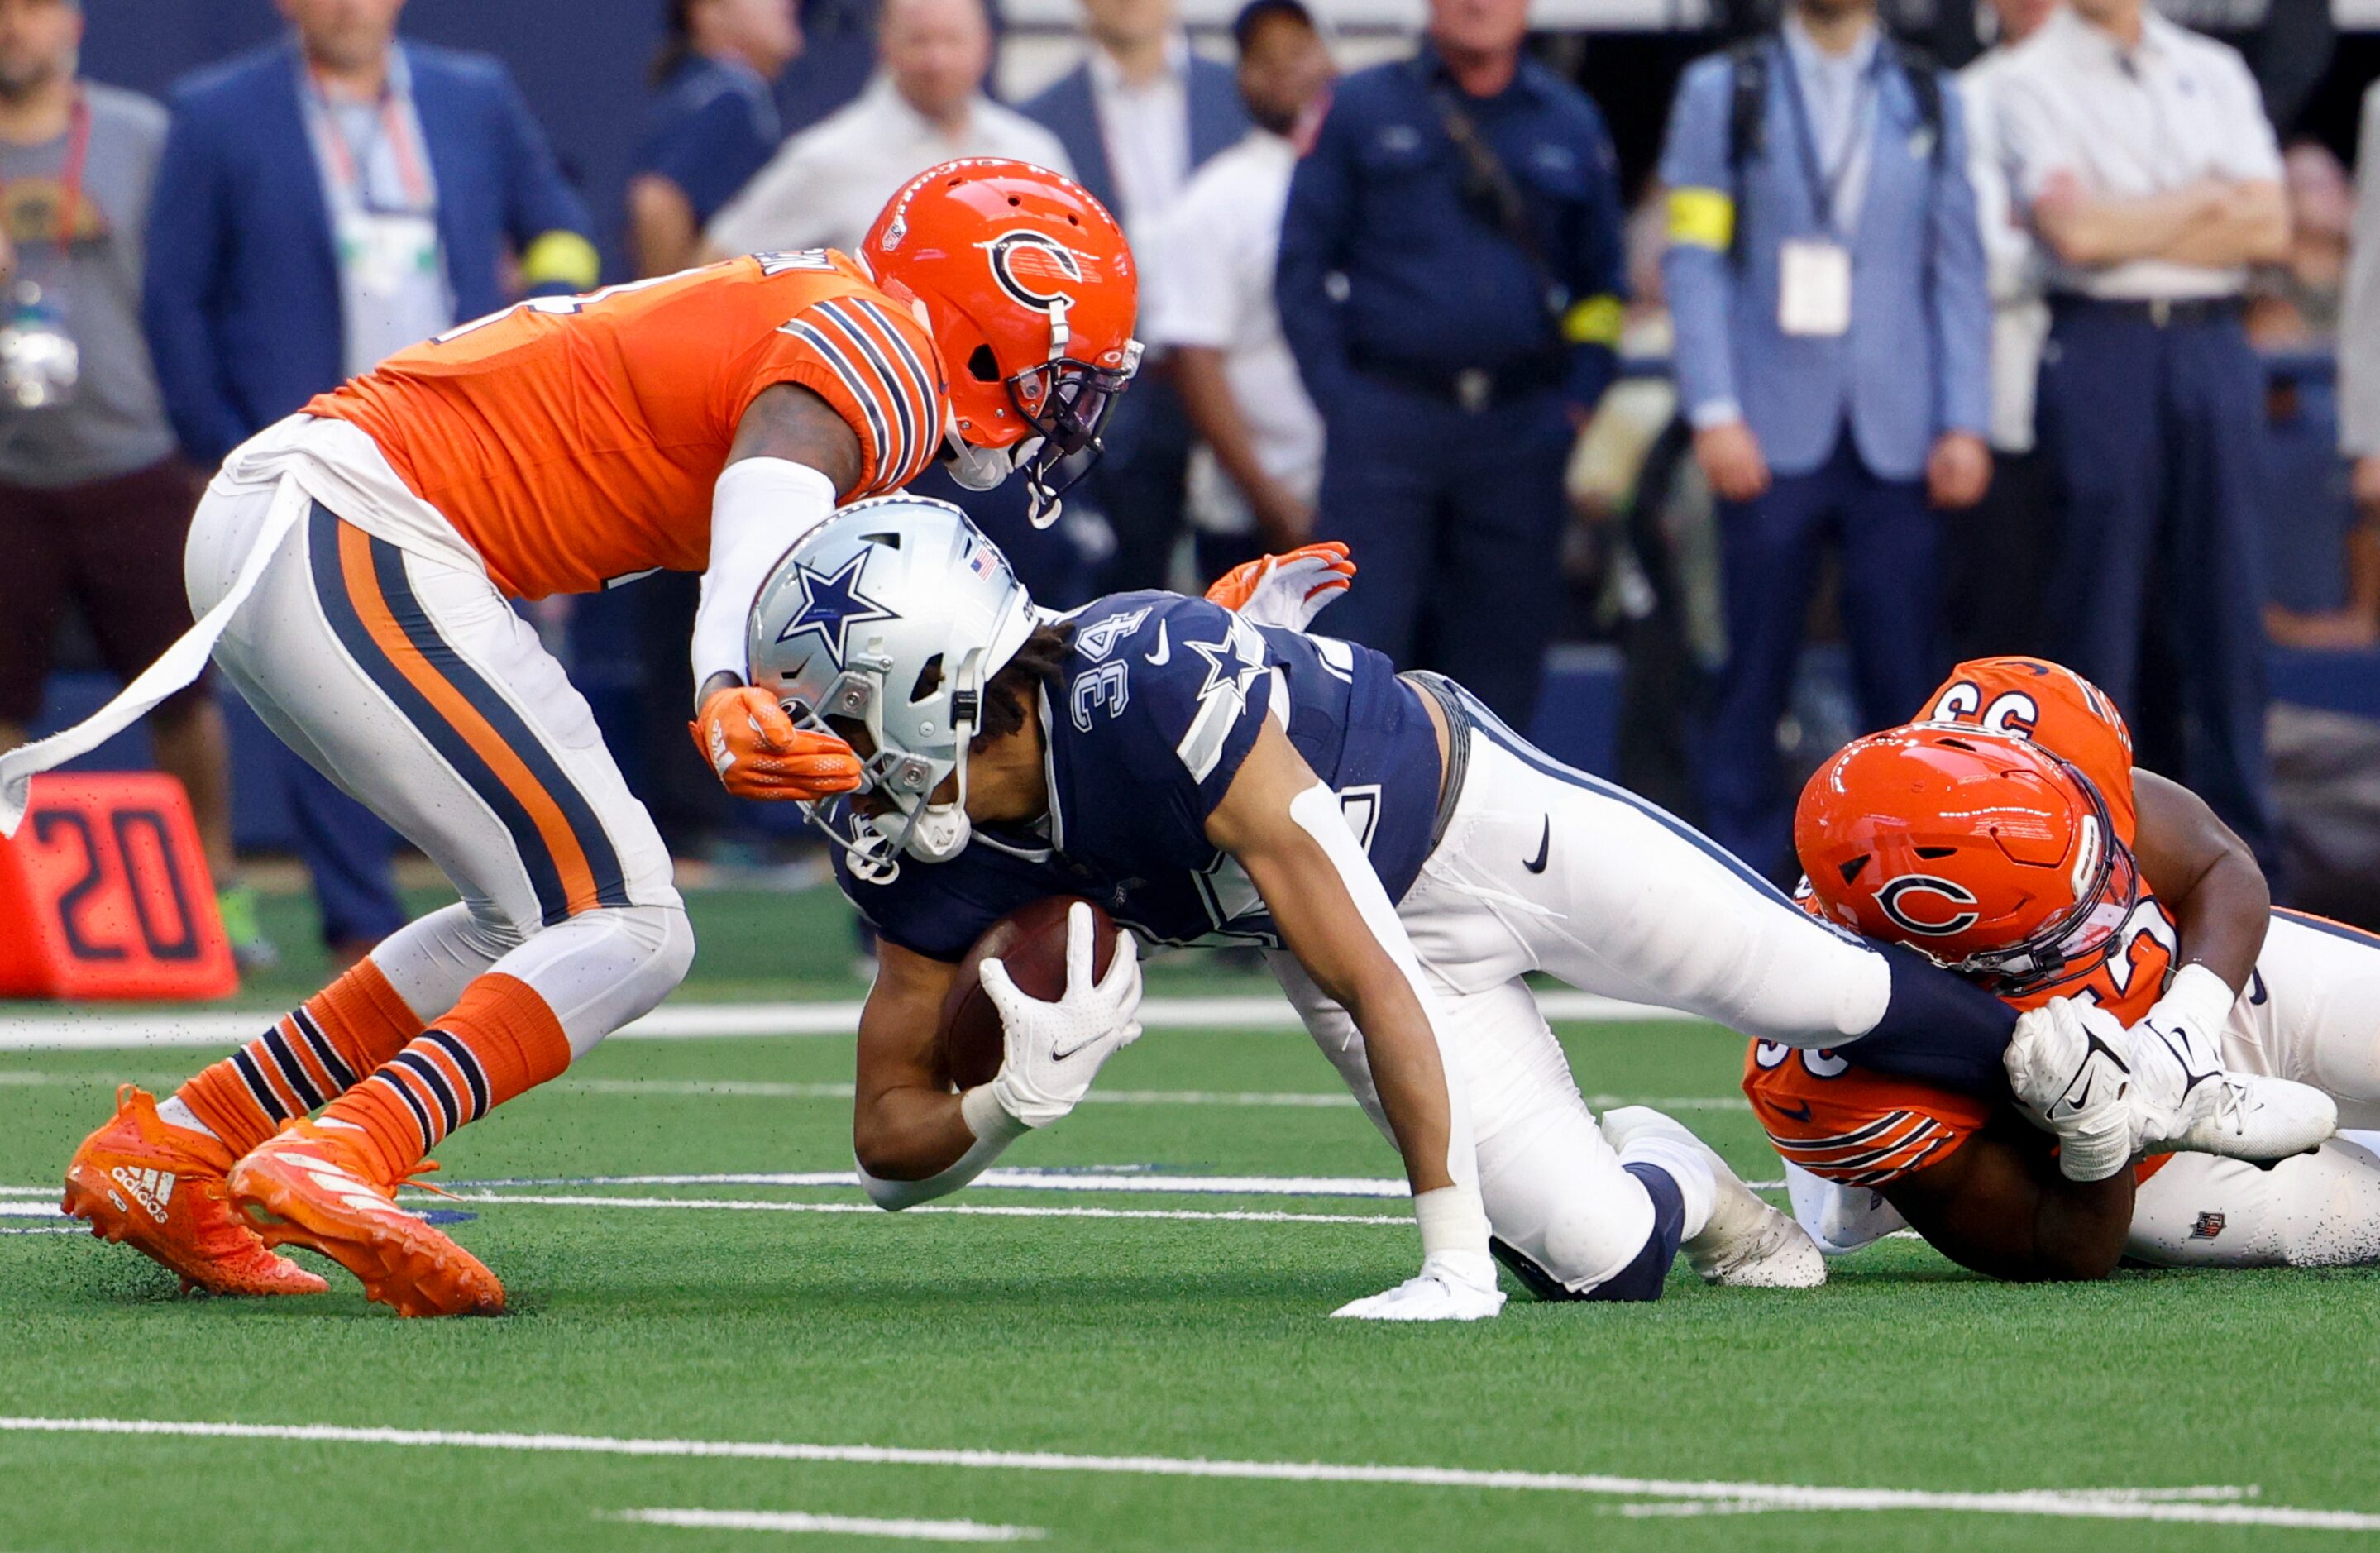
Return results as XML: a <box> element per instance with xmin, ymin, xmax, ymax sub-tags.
<box><xmin>1873</xmin><ymin>875</ymin><xmax>1981</xmax><ymax>938</ymax></box>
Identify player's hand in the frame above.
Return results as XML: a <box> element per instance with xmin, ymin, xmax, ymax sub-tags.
<box><xmin>1206</xmin><ymin>542</ymin><xmax>1356</xmax><ymax>633</ymax></box>
<box><xmin>1926</xmin><ymin>432</ymin><xmax>1992</xmax><ymax>509</ymax></box>
<box><xmin>1693</xmin><ymin>421</ymin><xmax>1770</xmax><ymax>503</ymax></box>
<box><xmin>2005</xmin><ymin>996</ymin><xmax>2134</xmax><ymax>1183</ymax></box>
<box><xmin>982</xmin><ymin>901</ymin><xmax>1144</xmax><ymax>1128</ymax></box>
<box><xmin>690</xmin><ymin>686</ymin><xmax>863</xmax><ymax>801</ymax></box>
<box><xmin>1330</xmin><ymin>1252</ymin><xmax>1506</xmax><ymax>1321</ymax></box>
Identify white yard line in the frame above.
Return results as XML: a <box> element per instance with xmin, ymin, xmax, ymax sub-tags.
<box><xmin>0</xmin><ymin>1068</ymin><xmax>1748</xmax><ymax>1114</ymax></box>
<box><xmin>614</xmin><ymin>1508</ymin><xmax>1044</xmax><ymax>1541</ymax></box>
<box><xmin>418</xmin><ymin>1193</ymin><xmax>1412</xmax><ymax>1227</ymax></box>
<box><xmin>0</xmin><ymin>992</ymin><xmax>1695</xmax><ymax>1051</ymax></box>
<box><xmin>0</xmin><ymin>1417</ymin><xmax>2357</xmax><ymax>1531</ymax></box>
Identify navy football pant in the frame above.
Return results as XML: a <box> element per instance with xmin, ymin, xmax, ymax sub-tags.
<box><xmin>2034</xmin><ymin>303</ymin><xmax>2274</xmax><ymax>870</ymax></box>
<box><xmin>1312</xmin><ymin>375</ymin><xmax>1573</xmax><ymax>724</ymax></box>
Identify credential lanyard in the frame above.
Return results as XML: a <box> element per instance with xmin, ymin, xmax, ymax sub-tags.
<box><xmin>1775</xmin><ymin>38</ymin><xmax>1878</xmax><ymax>240</ymax></box>
<box><xmin>307</xmin><ymin>60</ymin><xmax>432</xmax><ymax>216</ymax></box>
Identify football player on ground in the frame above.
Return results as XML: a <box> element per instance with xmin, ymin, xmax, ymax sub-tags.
<box><xmin>740</xmin><ymin>502</ymin><xmax>2207</xmax><ymax>1321</ymax></box>
<box><xmin>3</xmin><ymin>159</ymin><xmax>1144</xmax><ymax>1316</ymax></box>
<box><xmin>1753</xmin><ymin>657</ymin><xmax>2358</xmax><ymax>1278</ymax></box>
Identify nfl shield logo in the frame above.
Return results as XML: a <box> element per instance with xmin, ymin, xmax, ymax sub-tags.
<box><xmin>2189</xmin><ymin>1211</ymin><xmax>2226</xmax><ymax>1240</ymax></box>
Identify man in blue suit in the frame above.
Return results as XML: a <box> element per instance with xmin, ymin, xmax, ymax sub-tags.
<box><xmin>1021</xmin><ymin>0</ymin><xmax>1246</xmax><ymax>591</ymax></box>
<box><xmin>1658</xmin><ymin>0</ymin><xmax>1991</xmax><ymax>880</ymax></box>
<box><xmin>143</xmin><ymin>0</ymin><xmax>599</xmax><ymax>964</ymax></box>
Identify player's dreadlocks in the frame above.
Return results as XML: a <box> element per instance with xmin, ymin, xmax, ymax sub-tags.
<box><xmin>974</xmin><ymin>622</ymin><xmax>1073</xmax><ymax>751</ymax></box>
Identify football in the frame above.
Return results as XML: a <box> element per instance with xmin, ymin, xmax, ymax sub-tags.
<box><xmin>936</xmin><ymin>896</ymin><xmax>1119</xmax><ymax>1090</ymax></box>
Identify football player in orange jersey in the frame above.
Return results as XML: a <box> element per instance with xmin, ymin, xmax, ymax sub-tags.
<box><xmin>0</xmin><ymin>158</ymin><xmax>1163</xmax><ymax>1316</ymax></box>
<box><xmin>1755</xmin><ymin>719</ymin><xmax>2377</xmax><ymax>1280</ymax></box>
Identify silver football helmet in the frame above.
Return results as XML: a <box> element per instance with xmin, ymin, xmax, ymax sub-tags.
<box><xmin>747</xmin><ymin>496</ymin><xmax>1035</xmax><ymax>882</ymax></box>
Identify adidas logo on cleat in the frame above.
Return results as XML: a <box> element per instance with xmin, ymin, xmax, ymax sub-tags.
<box><xmin>109</xmin><ymin>1166</ymin><xmax>174</xmax><ymax>1222</ymax></box>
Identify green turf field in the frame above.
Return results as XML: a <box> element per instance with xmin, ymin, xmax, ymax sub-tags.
<box><xmin>3</xmin><ymin>886</ymin><xmax>2378</xmax><ymax>1550</ymax></box>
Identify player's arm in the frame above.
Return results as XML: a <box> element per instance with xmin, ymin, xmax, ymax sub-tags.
<box><xmin>2130</xmin><ymin>768</ymin><xmax>2268</xmax><ymax>1050</ymax></box>
<box><xmin>850</xmin><ymin>941</ymin><xmax>1002</xmax><ymax>1206</ymax></box>
<box><xmin>1205</xmin><ymin>719</ymin><xmax>1502</xmax><ymax>1318</ymax></box>
<box><xmin>851</xmin><ymin>909</ymin><xmax>1143</xmax><ymax>1209</ymax></box>
<box><xmin>687</xmin><ymin>382</ymin><xmax>868</xmax><ymax>799</ymax></box>
<box><xmin>1881</xmin><ymin>1116</ymin><xmax>2135</xmax><ymax>1281</ymax></box>
<box><xmin>2132</xmin><ymin>769</ymin><xmax>2269</xmax><ymax>992</ymax></box>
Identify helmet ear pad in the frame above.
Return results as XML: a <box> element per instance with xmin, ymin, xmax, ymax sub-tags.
<box><xmin>930</xmin><ymin>302</ymin><xmax>1029</xmax><ymax>452</ymax></box>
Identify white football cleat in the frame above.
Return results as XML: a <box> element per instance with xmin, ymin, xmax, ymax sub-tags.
<box><xmin>1331</xmin><ymin>1253</ymin><xmax>1506</xmax><ymax>1321</ymax></box>
<box><xmin>2006</xmin><ymin>998</ymin><xmax>2134</xmax><ymax>1183</ymax></box>
<box><xmin>1603</xmin><ymin>1106</ymin><xmax>1826</xmax><ymax>1288</ymax></box>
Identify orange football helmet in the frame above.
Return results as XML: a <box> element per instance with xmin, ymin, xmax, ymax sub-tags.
<box><xmin>1916</xmin><ymin>655</ymin><xmax>2139</xmax><ymax>844</ymax></box>
<box><xmin>1796</xmin><ymin>724</ymin><xmax>2141</xmax><ymax>996</ymax></box>
<box><xmin>861</xmin><ymin>159</ymin><xmax>1140</xmax><ymax>523</ymax></box>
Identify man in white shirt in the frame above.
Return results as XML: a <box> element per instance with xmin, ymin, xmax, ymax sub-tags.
<box><xmin>1022</xmin><ymin>0</ymin><xmax>1248</xmax><ymax>590</ymax></box>
<box><xmin>1139</xmin><ymin>0</ymin><xmax>1332</xmax><ymax>575</ymax></box>
<box><xmin>1994</xmin><ymin>0</ymin><xmax>2290</xmax><ymax>871</ymax></box>
<box><xmin>1943</xmin><ymin>0</ymin><xmax>2058</xmax><ymax>661</ymax></box>
<box><xmin>703</xmin><ymin>0</ymin><xmax>1069</xmax><ymax>259</ymax></box>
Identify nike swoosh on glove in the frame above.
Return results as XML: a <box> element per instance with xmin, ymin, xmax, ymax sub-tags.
<box><xmin>691</xmin><ymin>686</ymin><xmax>863</xmax><ymax>801</ymax></box>
<box><xmin>1204</xmin><ymin>542</ymin><xmax>1357</xmax><ymax>633</ymax></box>
<box><xmin>1331</xmin><ymin>1251</ymin><xmax>1506</xmax><ymax>1321</ymax></box>
<box><xmin>982</xmin><ymin>901</ymin><xmax>1145</xmax><ymax>1129</ymax></box>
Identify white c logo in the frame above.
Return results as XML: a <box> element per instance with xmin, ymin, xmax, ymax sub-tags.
<box><xmin>1876</xmin><ymin>875</ymin><xmax>1981</xmax><ymax>938</ymax></box>
<box><xmin>979</xmin><ymin>230</ymin><xmax>1083</xmax><ymax>313</ymax></box>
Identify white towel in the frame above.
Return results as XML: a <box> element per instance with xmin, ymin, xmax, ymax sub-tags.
<box><xmin>0</xmin><ymin>473</ymin><xmax>310</xmax><ymax>838</ymax></box>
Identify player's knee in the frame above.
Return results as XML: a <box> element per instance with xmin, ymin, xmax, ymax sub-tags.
<box><xmin>1534</xmin><ymin>1198</ymin><xmax>1661</xmax><ymax>1298</ymax></box>
<box><xmin>620</xmin><ymin>903</ymin><xmax>697</xmax><ymax>1003</ymax></box>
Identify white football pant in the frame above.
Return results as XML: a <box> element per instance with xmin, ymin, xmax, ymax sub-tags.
<box><xmin>185</xmin><ymin>462</ymin><xmax>691</xmax><ymax>1054</ymax></box>
<box><xmin>1274</xmin><ymin>694</ymin><xmax>1895</xmax><ymax>1294</ymax></box>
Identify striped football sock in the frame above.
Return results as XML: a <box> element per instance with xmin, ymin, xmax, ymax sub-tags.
<box><xmin>319</xmin><ymin>972</ymin><xmax>571</xmax><ymax>1183</ymax></box>
<box><xmin>176</xmin><ymin>958</ymin><xmax>425</xmax><ymax>1156</ymax></box>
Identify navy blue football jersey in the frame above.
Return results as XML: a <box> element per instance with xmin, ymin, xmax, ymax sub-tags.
<box><xmin>832</xmin><ymin>591</ymin><xmax>1445</xmax><ymax>960</ymax></box>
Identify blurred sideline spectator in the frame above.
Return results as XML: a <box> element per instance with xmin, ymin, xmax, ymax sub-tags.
<box><xmin>628</xmin><ymin>0</ymin><xmax>800</xmax><ymax>278</ymax></box>
<box><xmin>1280</xmin><ymin>0</ymin><xmax>1625</xmax><ymax>724</ymax></box>
<box><xmin>1658</xmin><ymin>0</ymin><xmax>1990</xmax><ymax>879</ymax></box>
<box><xmin>0</xmin><ymin>0</ymin><xmax>265</xmax><ymax>962</ymax></box>
<box><xmin>1941</xmin><ymin>0</ymin><xmax>2056</xmax><ymax>664</ymax></box>
<box><xmin>2248</xmin><ymin>141</ymin><xmax>2350</xmax><ymax>351</ymax></box>
<box><xmin>2314</xmin><ymin>81</ymin><xmax>2380</xmax><ymax>652</ymax></box>
<box><xmin>779</xmin><ymin>0</ymin><xmax>881</xmax><ymax>136</ymax></box>
<box><xmin>705</xmin><ymin>0</ymin><xmax>1065</xmax><ymax>258</ymax></box>
<box><xmin>1565</xmin><ymin>188</ymin><xmax>1727</xmax><ymax>821</ymax></box>
<box><xmin>1137</xmin><ymin>0</ymin><xmax>1332</xmax><ymax>577</ymax></box>
<box><xmin>143</xmin><ymin>0</ymin><xmax>598</xmax><ymax>963</ymax></box>
<box><xmin>1997</xmin><ymin>0</ymin><xmax>2289</xmax><ymax>872</ymax></box>
<box><xmin>1023</xmin><ymin>0</ymin><xmax>1246</xmax><ymax>592</ymax></box>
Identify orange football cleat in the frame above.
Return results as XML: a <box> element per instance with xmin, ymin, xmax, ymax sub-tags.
<box><xmin>227</xmin><ymin>1120</ymin><xmax>504</xmax><ymax>1318</ymax></box>
<box><xmin>60</xmin><ymin>1086</ymin><xmax>330</xmax><ymax>1297</ymax></box>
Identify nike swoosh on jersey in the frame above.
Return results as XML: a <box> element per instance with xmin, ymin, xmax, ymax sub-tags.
<box><xmin>1145</xmin><ymin>620</ymin><xmax>1171</xmax><ymax>666</ymax></box>
<box><xmin>1775</xmin><ymin>1100</ymin><xmax>1814</xmax><ymax>1123</ymax></box>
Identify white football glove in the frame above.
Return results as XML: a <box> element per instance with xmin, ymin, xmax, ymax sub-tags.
<box><xmin>2005</xmin><ymin>996</ymin><xmax>2134</xmax><ymax>1183</ymax></box>
<box><xmin>982</xmin><ymin>902</ymin><xmax>1145</xmax><ymax>1129</ymax></box>
<box><xmin>1204</xmin><ymin>542</ymin><xmax>1356</xmax><ymax>633</ymax></box>
<box><xmin>1331</xmin><ymin>1251</ymin><xmax>1506</xmax><ymax>1322</ymax></box>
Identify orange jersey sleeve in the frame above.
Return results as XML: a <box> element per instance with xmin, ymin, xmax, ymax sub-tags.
<box><xmin>308</xmin><ymin>251</ymin><xmax>948</xmax><ymax>600</ymax></box>
<box><xmin>1916</xmin><ymin>657</ymin><xmax>2139</xmax><ymax>845</ymax></box>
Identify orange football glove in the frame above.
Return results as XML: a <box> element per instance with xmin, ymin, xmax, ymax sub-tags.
<box><xmin>690</xmin><ymin>686</ymin><xmax>863</xmax><ymax>801</ymax></box>
<box><xmin>1204</xmin><ymin>542</ymin><xmax>1356</xmax><ymax>631</ymax></box>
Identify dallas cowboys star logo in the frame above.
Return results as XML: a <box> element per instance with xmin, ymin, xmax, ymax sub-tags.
<box><xmin>1186</xmin><ymin>619</ymin><xmax>1265</xmax><ymax>714</ymax></box>
<box><xmin>776</xmin><ymin>551</ymin><xmax>898</xmax><ymax>668</ymax></box>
